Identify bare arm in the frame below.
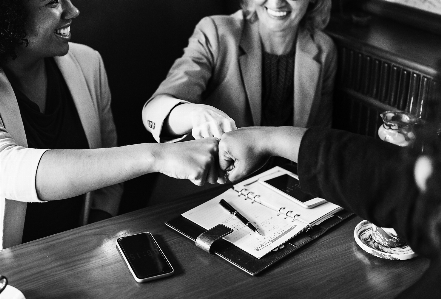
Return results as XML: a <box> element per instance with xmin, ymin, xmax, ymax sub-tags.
<box><xmin>36</xmin><ymin>138</ymin><xmax>220</xmax><ymax>201</ymax></box>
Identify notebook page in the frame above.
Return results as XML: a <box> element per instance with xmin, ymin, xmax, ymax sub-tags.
<box><xmin>243</xmin><ymin>181</ymin><xmax>342</xmax><ymax>226</ymax></box>
<box><xmin>183</xmin><ymin>188</ymin><xmax>308</xmax><ymax>259</ymax></box>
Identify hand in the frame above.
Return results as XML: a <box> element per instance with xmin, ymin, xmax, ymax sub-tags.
<box><xmin>218</xmin><ymin>127</ymin><xmax>271</xmax><ymax>183</ymax></box>
<box><xmin>156</xmin><ymin>138</ymin><xmax>220</xmax><ymax>186</ymax></box>
<box><xmin>189</xmin><ymin>104</ymin><xmax>237</xmax><ymax>139</ymax></box>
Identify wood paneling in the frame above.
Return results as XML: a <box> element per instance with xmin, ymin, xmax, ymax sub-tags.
<box><xmin>326</xmin><ymin>14</ymin><xmax>441</xmax><ymax>137</ymax></box>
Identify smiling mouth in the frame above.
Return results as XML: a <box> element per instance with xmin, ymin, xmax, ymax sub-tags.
<box><xmin>55</xmin><ymin>26</ymin><xmax>71</xmax><ymax>38</ymax></box>
<box><xmin>266</xmin><ymin>7</ymin><xmax>290</xmax><ymax>18</ymax></box>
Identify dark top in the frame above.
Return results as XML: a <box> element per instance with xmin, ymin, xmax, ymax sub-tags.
<box><xmin>261</xmin><ymin>50</ymin><xmax>294</xmax><ymax>127</ymax></box>
<box><xmin>261</xmin><ymin>49</ymin><xmax>295</xmax><ymax>170</ymax></box>
<box><xmin>12</xmin><ymin>58</ymin><xmax>89</xmax><ymax>243</ymax></box>
<box><xmin>297</xmin><ymin>127</ymin><xmax>441</xmax><ymax>298</ymax></box>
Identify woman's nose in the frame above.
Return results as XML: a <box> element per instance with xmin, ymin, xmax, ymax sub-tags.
<box><xmin>63</xmin><ymin>0</ymin><xmax>80</xmax><ymax>20</ymax></box>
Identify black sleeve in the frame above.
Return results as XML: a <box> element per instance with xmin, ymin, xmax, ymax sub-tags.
<box><xmin>297</xmin><ymin>127</ymin><xmax>418</xmax><ymax>238</ymax></box>
<box><xmin>297</xmin><ymin>127</ymin><xmax>441</xmax><ymax>297</ymax></box>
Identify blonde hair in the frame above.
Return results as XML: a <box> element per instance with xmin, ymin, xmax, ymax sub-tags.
<box><xmin>240</xmin><ymin>0</ymin><xmax>332</xmax><ymax>32</ymax></box>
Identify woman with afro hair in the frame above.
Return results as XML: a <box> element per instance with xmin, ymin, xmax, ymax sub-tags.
<box><xmin>0</xmin><ymin>0</ymin><xmax>220</xmax><ymax>249</ymax></box>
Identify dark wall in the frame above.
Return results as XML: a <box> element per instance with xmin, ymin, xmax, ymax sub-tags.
<box><xmin>70</xmin><ymin>0</ymin><xmax>239</xmax><ymax>213</ymax></box>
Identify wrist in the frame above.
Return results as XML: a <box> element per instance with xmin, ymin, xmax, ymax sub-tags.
<box><xmin>167</xmin><ymin>102</ymin><xmax>194</xmax><ymax>135</ymax></box>
<box><xmin>260</xmin><ymin>127</ymin><xmax>282</xmax><ymax>156</ymax></box>
<box><xmin>144</xmin><ymin>143</ymin><xmax>163</xmax><ymax>174</ymax></box>
<box><xmin>269</xmin><ymin>127</ymin><xmax>307</xmax><ymax>163</ymax></box>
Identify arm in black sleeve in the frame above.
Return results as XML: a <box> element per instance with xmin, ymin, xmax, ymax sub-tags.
<box><xmin>297</xmin><ymin>127</ymin><xmax>418</xmax><ymax>239</ymax></box>
<box><xmin>298</xmin><ymin>127</ymin><xmax>441</xmax><ymax>298</ymax></box>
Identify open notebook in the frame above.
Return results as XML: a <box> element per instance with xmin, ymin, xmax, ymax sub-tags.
<box><xmin>182</xmin><ymin>167</ymin><xmax>342</xmax><ymax>259</ymax></box>
<box><xmin>166</xmin><ymin>166</ymin><xmax>352</xmax><ymax>275</ymax></box>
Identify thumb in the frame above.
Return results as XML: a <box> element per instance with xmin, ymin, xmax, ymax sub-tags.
<box><xmin>218</xmin><ymin>141</ymin><xmax>235</xmax><ymax>172</ymax></box>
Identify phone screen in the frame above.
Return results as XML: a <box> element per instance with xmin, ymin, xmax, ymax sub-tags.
<box><xmin>264</xmin><ymin>174</ymin><xmax>313</xmax><ymax>203</ymax></box>
<box><xmin>117</xmin><ymin>233</ymin><xmax>173</xmax><ymax>280</ymax></box>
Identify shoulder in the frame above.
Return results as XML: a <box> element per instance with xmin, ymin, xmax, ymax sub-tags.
<box><xmin>67</xmin><ymin>42</ymin><xmax>102</xmax><ymax>63</ymax></box>
<box><xmin>208</xmin><ymin>10</ymin><xmax>245</xmax><ymax>28</ymax></box>
<box><xmin>65</xmin><ymin>43</ymin><xmax>105</xmax><ymax>78</ymax></box>
<box><xmin>196</xmin><ymin>10</ymin><xmax>245</xmax><ymax>40</ymax></box>
<box><xmin>309</xmin><ymin>30</ymin><xmax>336</xmax><ymax>53</ymax></box>
<box><xmin>66</xmin><ymin>43</ymin><xmax>104</xmax><ymax>73</ymax></box>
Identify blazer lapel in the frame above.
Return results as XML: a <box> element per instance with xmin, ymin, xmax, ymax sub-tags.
<box><xmin>239</xmin><ymin>20</ymin><xmax>262</xmax><ymax>126</ymax></box>
<box><xmin>0</xmin><ymin>70</ymin><xmax>27</xmax><ymax>146</ymax></box>
<box><xmin>294</xmin><ymin>28</ymin><xmax>320</xmax><ymax>127</ymax></box>
<box><xmin>0</xmin><ymin>69</ymin><xmax>28</xmax><ymax>249</ymax></box>
<box><xmin>55</xmin><ymin>54</ymin><xmax>100</xmax><ymax>148</ymax></box>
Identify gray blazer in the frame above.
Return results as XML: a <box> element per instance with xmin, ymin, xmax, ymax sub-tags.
<box><xmin>143</xmin><ymin>10</ymin><xmax>337</xmax><ymax>142</ymax></box>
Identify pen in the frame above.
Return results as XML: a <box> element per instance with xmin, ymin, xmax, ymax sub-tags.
<box><xmin>219</xmin><ymin>199</ymin><xmax>261</xmax><ymax>235</ymax></box>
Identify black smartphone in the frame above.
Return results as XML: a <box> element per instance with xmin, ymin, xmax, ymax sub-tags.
<box><xmin>116</xmin><ymin>232</ymin><xmax>174</xmax><ymax>283</ymax></box>
<box><xmin>260</xmin><ymin>173</ymin><xmax>326</xmax><ymax>208</ymax></box>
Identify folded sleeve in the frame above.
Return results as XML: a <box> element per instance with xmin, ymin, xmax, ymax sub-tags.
<box><xmin>0</xmin><ymin>126</ymin><xmax>48</xmax><ymax>202</ymax></box>
<box><xmin>142</xmin><ymin>97</ymin><xmax>190</xmax><ymax>143</ymax></box>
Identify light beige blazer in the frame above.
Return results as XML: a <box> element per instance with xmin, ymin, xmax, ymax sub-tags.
<box><xmin>0</xmin><ymin>43</ymin><xmax>122</xmax><ymax>249</ymax></box>
<box><xmin>143</xmin><ymin>10</ymin><xmax>337</xmax><ymax>142</ymax></box>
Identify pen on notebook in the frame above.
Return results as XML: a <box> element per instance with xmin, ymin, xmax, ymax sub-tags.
<box><xmin>219</xmin><ymin>199</ymin><xmax>262</xmax><ymax>235</ymax></box>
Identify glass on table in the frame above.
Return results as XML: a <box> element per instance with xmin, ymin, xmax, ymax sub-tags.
<box><xmin>377</xmin><ymin>111</ymin><xmax>420</xmax><ymax>146</ymax></box>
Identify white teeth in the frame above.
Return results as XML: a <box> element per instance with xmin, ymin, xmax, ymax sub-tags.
<box><xmin>55</xmin><ymin>26</ymin><xmax>70</xmax><ymax>37</ymax></box>
<box><xmin>266</xmin><ymin>8</ymin><xmax>288</xmax><ymax>17</ymax></box>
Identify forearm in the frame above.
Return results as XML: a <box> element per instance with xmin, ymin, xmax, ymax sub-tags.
<box><xmin>265</xmin><ymin>127</ymin><xmax>308</xmax><ymax>163</ymax></box>
<box><xmin>36</xmin><ymin>137</ymin><xmax>220</xmax><ymax>200</ymax></box>
<box><xmin>147</xmin><ymin>96</ymin><xmax>236</xmax><ymax>140</ymax></box>
<box><xmin>36</xmin><ymin>144</ymin><xmax>158</xmax><ymax>201</ymax></box>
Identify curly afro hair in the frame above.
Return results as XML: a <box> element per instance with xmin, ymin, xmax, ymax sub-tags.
<box><xmin>0</xmin><ymin>0</ymin><xmax>28</xmax><ymax>63</ymax></box>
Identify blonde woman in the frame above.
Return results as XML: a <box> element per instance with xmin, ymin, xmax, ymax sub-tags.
<box><xmin>143</xmin><ymin>0</ymin><xmax>337</xmax><ymax>143</ymax></box>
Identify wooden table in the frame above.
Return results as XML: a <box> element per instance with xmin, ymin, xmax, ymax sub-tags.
<box><xmin>0</xmin><ymin>185</ymin><xmax>429</xmax><ymax>299</ymax></box>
